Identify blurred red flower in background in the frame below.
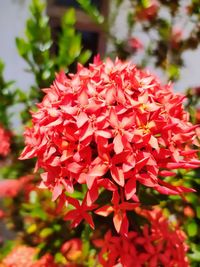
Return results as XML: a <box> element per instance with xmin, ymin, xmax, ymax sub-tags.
<box><xmin>136</xmin><ymin>0</ymin><xmax>159</xmax><ymax>21</ymax></box>
<box><xmin>171</xmin><ymin>27</ymin><xmax>183</xmax><ymax>50</ymax></box>
<box><xmin>61</xmin><ymin>238</ymin><xmax>82</xmax><ymax>262</ymax></box>
<box><xmin>195</xmin><ymin>107</ymin><xmax>200</xmax><ymax>124</ymax></box>
<box><xmin>128</xmin><ymin>37</ymin><xmax>143</xmax><ymax>52</ymax></box>
<box><xmin>1</xmin><ymin>246</ymin><xmax>57</xmax><ymax>267</ymax></box>
<box><xmin>0</xmin><ymin>175</ymin><xmax>34</xmax><ymax>198</ymax></box>
<box><xmin>0</xmin><ymin>209</ymin><xmax>5</xmax><ymax>219</ymax></box>
<box><xmin>0</xmin><ymin>125</ymin><xmax>11</xmax><ymax>157</ymax></box>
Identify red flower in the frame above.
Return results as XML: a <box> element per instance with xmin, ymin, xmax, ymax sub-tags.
<box><xmin>64</xmin><ymin>196</ymin><xmax>98</xmax><ymax>229</ymax></box>
<box><xmin>32</xmin><ymin>254</ymin><xmax>57</xmax><ymax>267</ymax></box>
<box><xmin>171</xmin><ymin>27</ymin><xmax>183</xmax><ymax>49</ymax></box>
<box><xmin>2</xmin><ymin>246</ymin><xmax>36</xmax><ymax>267</ymax></box>
<box><xmin>0</xmin><ymin>125</ymin><xmax>11</xmax><ymax>157</ymax></box>
<box><xmin>61</xmin><ymin>238</ymin><xmax>82</xmax><ymax>262</ymax></box>
<box><xmin>128</xmin><ymin>37</ymin><xmax>143</xmax><ymax>51</ymax></box>
<box><xmin>136</xmin><ymin>0</ymin><xmax>159</xmax><ymax>21</ymax></box>
<box><xmin>95</xmin><ymin>208</ymin><xmax>189</xmax><ymax>267</ymax></box>
<box><xmin>183</xmin><ymin>206</ymin><xmax>195</xmax><ymax>218</ymax></box>
<box><xmin>195</xmin><ymin>107</ymin><xmax>200</xmax><ymax>124</ymax></box>
<box><xmin>0</xmin><ymin>175</ymin><xmax>33</xmax><ymax>198</ymax></box>
<box><xmin>0</xmin><ymin>209</ymin><xmax>5</xmax><ymax>219</ymax></box>
<box><xmin>20</xmin><ymin>57</ymin><xmax>200</xmax><ymax>234</ymax></box>
<box><xmin>192</xmin><ymin>86</ymin><xmax>200</xmax><ymax>97</ymax></box>
<box><xmin>95</xmin><ymin>190</ymin><xmax>138</xmax><ymax>235</ymax></box>
<box><xmin>2</xmin><ymin>246</ymin><xmax>57</xmax><ymax>267</ymax></box>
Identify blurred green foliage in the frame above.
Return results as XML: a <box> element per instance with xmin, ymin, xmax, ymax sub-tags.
<box><xmin>0</xmin><ymin>0</ymin><xmax>200</xmax><ymax>266</ymax></box>
<box><xmin>0</xmin><ymin>60</ymin><xmax>16</xmax><ymax>128</ymax></box>
<box><xmin>16</xmin><ymin>0</ymin><xmax>91</xmax><ymax>109</ymax></box>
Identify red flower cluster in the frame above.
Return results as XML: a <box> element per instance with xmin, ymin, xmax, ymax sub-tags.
<box><xmin>94</xmin><ymin>208</ymin><xmax>189</xmax><ymax>267</ymax></box>
<box><xmin>20</xmin><ymin>57</ymin><xmax>199</xmax><ymax>234</ymax></box>
<box><xmin>195</xmin><ymin>107</ymin><xmax>200</xmax><ymax>124</ymax></box>
<box><xmin>0</xmin><ymin>125</ymin><xmax>11</xmax><ymax>157</ymax></box>
<box><xmin>61</xmin><ymin>238</ymin><xmax>82</xmax><ymax>262</ymax></box>
<box><xmin>1</xmin><ymin>246</ymin><xmax>57</xmax><ymax>267</ymax></box>
<box><xmin>0</xmin><ymin>209</ymin><xmax>5</xmax><ymax>219</ymax></box>
<box><xmin>136</xmin><ymin>0</ymin><xmax>159</xmax><ymax>21</ymax></box>
<box><xmin>128</xmin><ymin>37</ymin><xmax>143</xmax><ymax>52</ymax></box>
<box><xmin>171</xmin><ymin>27</ymin><xmax>183</xmax><ymax>50</ymax></box>
<box><xmin>0</xmin><ymin>175</ymin><xmax>34</xmax><ymax>198</ymax></box>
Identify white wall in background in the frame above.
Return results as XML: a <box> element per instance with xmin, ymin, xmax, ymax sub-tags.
<box><xmin>175</xmin><ymin>49</ymin><xmax>200</xmax><ymax>91</ymax></box>
<box><xmin>0</xmin><ymin>0</ymin><xmax>34</xmax><ymax>90</ymax></box>
<box><xmin>0</xmin><ymin>0</ymin><xmax>34</xmax><ymax>130</ymax></box>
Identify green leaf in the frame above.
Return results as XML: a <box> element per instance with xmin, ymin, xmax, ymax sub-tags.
<box><xmin>167</xmin><ymin>64</ymin><xmax>180</xmax><ymax>81</ymax></box>
<box><xmin>0</xmin><ymin>240</ymin><xmax>15</xmax><ymax>260</ymax></box>
<box><xmin>30</xmin><ymin>0</ymin><xmax>45</xmax><ymax>18</ymax></box>
<box><xmin>141</xmin><ymin>0</ymin><xmax>150</xmax><ymax>8</ymax></box>
<box><xmin>81</xmin><ymin>224</ymin><xmax>91</xmax><ymax>259</ymax></box>
<box><xmin>127</xmin><ymin>12</ymin><xmax>135</xmax><ymax>28</ymax></box>
<box><xmin>78</xmin><ymin>49</ymin><xmax>92</xmax><ymax>65</ymax></box>
<box><xmin>116</xmin><ymin>0</ymin><xmax>123</xmax><ymax>7</ymax></box>
<box><xmin>55</xmin><ymin>252</ymin><xmax>66</xmax><ymax>264</ymax></box>
<box><xmin>196</xmin><ymin>206</ymin><xmax>200</xmax><ymax>219</ymax></box>
<box><xmin>69</xmin><ymin>35</ymin><xmax>82</xmax><ymax>58</ymax></box>
<box><xmin>40</xmin><ymin>227</ymin><xmax>53</xmax><ymax>238</ymax></box>
<box><xmin>158</xmin><ymin>19</ymin><xmax>170</xmax><ymax>40</ymax></box>
<box><xmin>16</xmin><ymin>38</ymin><xmax>30</xmax><ymax>58</ymax></box>
<box><xmin>27</xmin><ymin>223</ymin><xmax>37</xmax><ymax>234</ymax></box>
<box><xmin>53</xmin><ymin>224</ymin><xmax>61</xmax><ymax>232</ymax></box>
<box><xmin>77</xmin><ymin>0</ymin><xmax>104</xmax><ymax>24</ymax></box>
<box><xmin>66</xmin><ymin>190</ymin><xmax>84</xmax><ymax>200</ymax></box>
<box><xmin>62</xmin><ymin>8</ymin><xmax>76</xmax><ymax>26</ymax></box>
<box><xmin>187</xmin><ymin>222</ymin><xmax>198</xmax><ymax>237</ymax></box>
<box><xmin>188</xmin><ymin>249</ymin><xmax>200</xmax><ymax>262</ymax></box>
<box><xmin>42</xmin><ymin>69</ymin><xmax>51</xmax><ymax>80</ymax></box>
<box><xmin>16</xmin><ymin>89</ymin><xmax>28</xmax><ymax>102</ymax></box>
<box><xmin>0</xmin><ymin>59</ymin><xmax>4</xmax><ymax>73</ymax></box>
<box><xmin>30</xmin><ymin>207</ymin><xmax>47</xmax><ymax>220</ymax></box>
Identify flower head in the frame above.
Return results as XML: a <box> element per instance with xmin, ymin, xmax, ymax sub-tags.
<box><xmin>20</xmin><ymin>57</ymin><xmax>200</xmax><ymax>233</ymax></box>
<box><xmin>0</xmin><ymin>125</ymin><xmax>11</xmax><ymax>157</ymax></box>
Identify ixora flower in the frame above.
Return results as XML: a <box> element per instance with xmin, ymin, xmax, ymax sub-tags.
<box><xmin>1</xmin><ymin>246</ymin><xmax>57</xmax><ymax>267</ymax></box>
<box><xmin>20</xmin><ymin>57</ymin><xmax>200</xmax><ymax>234</ymax></box>
<box><xmin>170</xmin><ymin>27</ymin><xmax>183</xmax><ymax>50</ymax></box>
<box><xmin>136</xmin><ymin>0</ymin><xmax>159</xmax><ymax>21</ymax></box>
<box><xmin>94</xmin><ymin>208</ymin><xmax>189</xmax><ymax>267</ymax></box>
<box><xmin>128</xmin><ymin>37</ymin><xmax>143</xmax><ymax>52</ymax></box>
<box><xmin>0</xmin><ymin>125</ymin><xmax>11</xmax><ymax>157</ymax></box>
<box><xmin>61</xmin><ymin>238</ymin><xmax>82</xmax><ymax>262</ymax></box>
<box><xmin>0</xmin><ymin>175</ymin><xmax>34</xmax><ymax>198</ymax></box>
